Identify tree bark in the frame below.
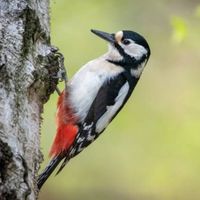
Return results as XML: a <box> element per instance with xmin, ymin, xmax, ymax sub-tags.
<box><xmin>0</xmin><ymin>0</ymin><xmax>61</xmax><ymax>199</ymax></box>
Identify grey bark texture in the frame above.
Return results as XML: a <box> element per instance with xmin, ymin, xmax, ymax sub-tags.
<box><xmin>0</xmin><ymin>0</ymin><xmax>62</xmax><ymax>199</ymax></box>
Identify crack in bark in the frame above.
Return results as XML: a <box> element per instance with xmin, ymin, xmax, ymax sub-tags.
<box><xmin>0</xmin><ymin>139</ymin><xmax>13</xmax><ymax>183</ymax></box>
<box><xmin>19</xmin><ymin>155</ymin><xmax>32</xmax><ymax>199</ymax></box>
<box><xmin>0</xmin><ymin>139</ymin><xmax>18</xmax><ymax>200</ymax></box>
<box><xmin>1</xmin><ymin>190</ymin><xmax>17</xmax><ymax>200</ymax></box>
<box><xmin>20</xmin><ymin>6</ymin><xmax>49</xmax><ymax>58</ymax></box>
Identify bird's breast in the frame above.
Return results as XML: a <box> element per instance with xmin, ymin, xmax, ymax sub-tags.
<box><xmin>68</xmin><ymin>58</ymin><xmax>124</xmax><ymax>122</ymax></box>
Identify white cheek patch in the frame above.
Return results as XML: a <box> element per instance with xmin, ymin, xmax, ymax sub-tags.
<box><xmin>122</xmin><ymin>41</ymin><xmax>147</xmax><ymax>60</ymax></box>
<box><xmin>130</xmin><ymin>60</ymin><xmax>146</xmax><ymax>78</ymax></box>
<box><xmin>95</xmin><ymin>82</ymin><xmax>129</xmax><ymax>133</ymax></box>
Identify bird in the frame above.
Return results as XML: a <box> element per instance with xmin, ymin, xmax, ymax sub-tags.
<box><xmin>37</xmin><ymin>29</ymin><xmax>151</xmax><ymax>189</ymax></box>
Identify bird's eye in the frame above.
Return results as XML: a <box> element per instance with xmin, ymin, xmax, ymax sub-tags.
<box><xmin>122</xmin><ymin>39</ymin><xmax>131</xmax><ymax>45</ymax></box>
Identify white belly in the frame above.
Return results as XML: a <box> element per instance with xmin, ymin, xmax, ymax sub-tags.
<box><xmin>68</xmin><ymin>57</ymin><xmax>124</xmax><ymax>121</ymax></box>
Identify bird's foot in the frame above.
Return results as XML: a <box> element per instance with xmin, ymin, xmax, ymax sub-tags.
<box><xmin>48</xmin><ymin>48</ymin><xmax>68</xmax><ymax>96</ymax></box>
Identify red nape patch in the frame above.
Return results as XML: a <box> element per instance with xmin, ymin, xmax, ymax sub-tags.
<box><xmin>49</xmin><ymin>124</ymin><xmax>78</xmax><ymax>157</ymax></box>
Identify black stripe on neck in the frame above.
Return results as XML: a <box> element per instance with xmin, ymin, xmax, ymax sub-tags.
<box><xmin>107</xmin><ymin>43</ymin><xmax>147</xmax><ymax>70</ymax></box>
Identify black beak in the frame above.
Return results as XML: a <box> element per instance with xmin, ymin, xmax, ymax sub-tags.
<box><xmin>91</xmin><ymin>29</ymin><xmax>115</xmax><ymax>44</ymax></box>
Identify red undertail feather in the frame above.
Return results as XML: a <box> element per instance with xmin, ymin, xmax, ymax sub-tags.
<box><xmin>49</xmin><ymin>91</ymin><xmax>78</xmax><ymax>157</ymax></box>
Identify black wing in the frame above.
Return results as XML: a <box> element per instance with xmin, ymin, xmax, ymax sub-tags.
<box><xmin>85</xmin><ymin>73</ymin><xmax>127</xmax><ymax>124</ymax></box>
<box><xmin>84</xmin><ymin>71</ymin><xmax>139</xmax><ymax>126</ymax></box>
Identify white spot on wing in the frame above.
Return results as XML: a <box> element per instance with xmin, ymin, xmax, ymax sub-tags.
<box><xmin>77</xmin><ymin>144</ymin><xmax>84</xmax><ymax>152</ymax></box>
<box><xmin>83</xmin><ymin>122</ymin><xmax>93</xmax><ymax>130</ymax></box>
<box><xmin>83</xmin><ymin>122</ymin><xmax>95</xmax><ymax>141</ymax></box>
<box><xmin>69</xmin><ymin>148</ymin><xmax>76</xmax><ymax>156</ymax></box>
<box><xmin>87</xmin><ymin>132</ymin><xmax>95</xmax><ymax>141</ymax></box>
<box><xmin>95</xmin><ymin>82</ymin><xmax>129</xmax><ymax>133</ymax></box>
<box><xmin>76</xmin><ymin>137</ymin><xmax>84</xmax><ymax>143</ymax></box>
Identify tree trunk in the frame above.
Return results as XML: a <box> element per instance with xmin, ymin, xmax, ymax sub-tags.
<box><xmin>0</xmin><ymin>0</ymin><xmax>61</xmax><ymax>199</ymax></box>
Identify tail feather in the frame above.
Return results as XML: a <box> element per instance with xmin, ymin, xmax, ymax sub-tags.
<box><xmin>56</xmin><ymin>157</ymin><xmax>69</xmax><ymax>175</ymax></box>
<box><xmin>37</xmin><ymin>154</ymin><xmax>63</xmax><ymax>190</ymax></box>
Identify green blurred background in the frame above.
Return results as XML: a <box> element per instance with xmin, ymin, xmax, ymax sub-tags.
<box><xmin>39</xmin><ymin>0</ymin><xmax>200</xmax><ymax>199</ymax></box>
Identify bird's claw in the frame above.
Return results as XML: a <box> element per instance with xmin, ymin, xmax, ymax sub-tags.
<box><xmin>48</xmin><ymin>50</ymin><xmax>68</xmax><ymax>96</ymax></box>
<box><xmin>54</xmin><ymin>52</ymin><xmax>68</xmax><ymax>87</ymax></box>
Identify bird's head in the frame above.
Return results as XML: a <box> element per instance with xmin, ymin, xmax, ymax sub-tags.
<box><xmin>91</xmin><ymin>29</ymin><xmax>151</xmax><ymax>75</ymax></box>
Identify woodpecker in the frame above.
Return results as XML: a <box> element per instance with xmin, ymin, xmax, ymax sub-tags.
<box><xmin>38</xmin><ymin>29</ymin><xmax>151</xmax><ymax>189</ymax></box>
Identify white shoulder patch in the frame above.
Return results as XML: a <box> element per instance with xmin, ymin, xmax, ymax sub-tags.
<box><xmin>95</xmin><ymin>82</ymin><xmax>129</xmax><ymax>133</ymax></box>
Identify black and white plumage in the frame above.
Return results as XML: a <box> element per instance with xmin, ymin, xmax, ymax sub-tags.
<box><xmin>38</xmin><ymin>29</ymin><xmax>151</xmax><ymax>189</ymax></box>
